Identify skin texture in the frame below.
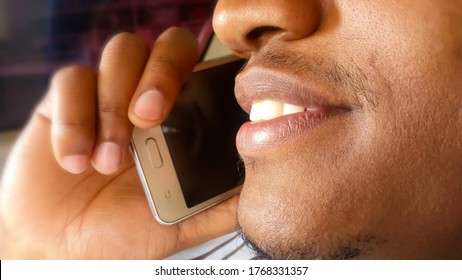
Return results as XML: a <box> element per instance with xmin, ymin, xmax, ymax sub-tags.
<box><xmin>213</xmin><ymin>0</ymin><xmax>462</xmax><ymax>259</ymax></box>
<box><xmin>1</xmin><ymin>0</ymin><xmax>462</xmax><ymax>259</ymax></box>
<box><xmin>0</xmin><ymin>28</ymin><xmax>238</xmax><ymax>259</ymax></box>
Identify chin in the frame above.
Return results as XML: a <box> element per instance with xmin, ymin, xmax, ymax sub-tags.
<box><xmin>235</xmin><ymin>187</ymin><xmax>385</xmax><ymax>260</ymax></box>
<box><xmin>237</xmin><ymin>191</ymin><xmax>462</xmax><ymax>260</ymax></box>
<box><xmin>236</xmin><ymin>220</ymin><xmax>385</xmax><ymax>260</ymax></box>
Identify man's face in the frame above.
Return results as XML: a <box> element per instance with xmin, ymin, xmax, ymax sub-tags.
<box><xmin>213</xmin><ymin>0</ymin><xmax>462</xmax><ymax>259</ymax></box>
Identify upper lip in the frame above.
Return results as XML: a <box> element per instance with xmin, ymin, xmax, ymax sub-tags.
<box><xmin>235</xmin><ymin>67</ymin><xmax>353</xmax><ymax>114</ymax></box>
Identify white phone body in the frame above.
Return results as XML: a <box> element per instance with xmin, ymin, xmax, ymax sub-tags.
<box><xmin>130</xmin><ymin>55</ymin><xmax>246</xmax><ymax>225</ymax></box>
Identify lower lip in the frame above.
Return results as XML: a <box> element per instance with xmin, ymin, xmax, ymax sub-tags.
<box><xmin>236</xmin><ymin>111</ymin><xmax>334</xmax><ymax>154</ymax></box>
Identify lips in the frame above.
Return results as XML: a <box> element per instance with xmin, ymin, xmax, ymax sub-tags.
<box><xmin>234</xmin><ymin>67</ymin><xmax>351</xmax><ymax>153</ymax></box>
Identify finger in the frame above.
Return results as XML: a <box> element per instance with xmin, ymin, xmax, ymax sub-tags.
<box><xmin>129</xmin><ymin>27</ymin><xmax>201</xmax><ymax>128</ymax></box>
<box><xmin>93</xmin><ymin>33</ymin><xmax>150</xmax><ymax>174</ymax></box>
<box><xmin>49</xmin><ymin>66</ymin><xmax>97</xmax><ymax>174</ymax></box>
<box><xmin>175</xmin><ymin>195</ymin><xmax>240</xmax><ymax>252</ymax></box>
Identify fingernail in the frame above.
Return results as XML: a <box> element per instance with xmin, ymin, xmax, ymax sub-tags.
<box><xmin>94</xmin><ymin>142</ymin><xmax>121</xmax><ymax>174</ymax></box>
<box><xmin>134</xmin><ymin>89</ymin><xmax>165</xmax><ymax>121</ymax></box>
<box><xmin>62</xmin><ymin>155</ymin><xmax>88</xmax><ymax>174</ymax></box>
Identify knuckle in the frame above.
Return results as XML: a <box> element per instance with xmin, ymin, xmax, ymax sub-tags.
<box><xmin>49</xmin><ymin>66</ymin><xmax>96</xmax><ymax>103</ymax></box>
<box><xmin>54</xmin><ymin>119</ymin><xmax>88</xmax><ymax>130</ymax></box>
<box><xmin>52</xmin><ymin>117</ymin><xmax>92</xmax><ymax>141</ymax></box>
<box><xmin>98</xmin><ymin>101</ymin><xmax>128</xmax><ymax>122</ymax></box>
<box><xmin>146</xmin><ymin>54</ymin><xmax>181</xmax><ymax>83</ymax></box>
<box><xmin>108</xmin><ymin>32</ymin><xmax>142</xmax><ymax>46</ymax></box>
<box><xmin>164</xmin><ymin>26</ymin><xmax>184</xmax><ymax>34</ymax></box>
<box><xmin>102</xmin><ymin>33</ymin><xmax>149</xmax><ymax>63</ymax></box>
<box><xmin>52</xmin><ymin>65</ymin><xmax>94</xmax><ymax>83</ymax></box>
<box><xmin>162</xmin><ymin>26</ymin><xmax>196</xmax><ymax>42</ymax></box>
<box><xmin>97</xmin><ymin>101</ymin><xmax>131</xmax><ymax>141</ymax></box>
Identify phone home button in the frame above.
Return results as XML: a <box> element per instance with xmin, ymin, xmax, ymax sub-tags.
<box><xmin>145</xmin><ymin>138</ymin><xmax>163</xmax><ymax>168</ymax></box>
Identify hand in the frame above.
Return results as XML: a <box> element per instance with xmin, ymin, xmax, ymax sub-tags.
<box><xmin>0</xmin><ymin>27</ymin><xmax>239</xmax><ymax>259</ymax></box>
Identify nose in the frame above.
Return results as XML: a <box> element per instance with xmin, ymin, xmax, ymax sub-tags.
<box><xmin>213</xmin><ymin>0</ymin><xmax>322</xmax><ymax>56</ymax></box>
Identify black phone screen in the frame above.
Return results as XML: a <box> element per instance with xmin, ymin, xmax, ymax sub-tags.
<box><xmin>161</xmin><ymin>59</ymin><xmax>247</xmax><ymax>208</ymax></box>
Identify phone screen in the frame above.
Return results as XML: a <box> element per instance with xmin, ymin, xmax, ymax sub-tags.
<box><xmin>161</xmin><ymin>58</ymin><xmax>247</xmax><ymax>208</ymax></box>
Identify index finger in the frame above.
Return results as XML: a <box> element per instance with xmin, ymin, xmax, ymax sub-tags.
<box><xmin>129</xmin><ymin>27</ymin><xmax>201</xmax><ymax>128</ymax></box>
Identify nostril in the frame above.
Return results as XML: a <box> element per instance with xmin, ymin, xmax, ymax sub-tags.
<box><xmin>246</xmin><ymin>26</ymin><xmax>282</xmax><ymax>41</ymax></box>
<box><xmin>213</xmin><ymin>0</ymin><xmax>322</xmax><ymax>57</ymax></box>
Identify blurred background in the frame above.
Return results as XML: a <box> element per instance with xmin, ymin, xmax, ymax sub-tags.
<box><xmin>0</xmin><ymin>0</ymin><xmax>231</xmax><ymax>181</ymax></box>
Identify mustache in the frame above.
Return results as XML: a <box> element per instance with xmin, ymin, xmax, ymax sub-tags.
<box><xmin>242</xmin><ymin>48</ymin><xmax>380</xmax><ymax>110</ymax></box>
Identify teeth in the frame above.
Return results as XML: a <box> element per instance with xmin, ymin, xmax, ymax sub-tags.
<box><xmin>283</xmin><ymin>103</ymin><xmax>305</xmax><ymax>115</ymax></box>
<box><xmin>250</xmin><ymin>100</ymin><xmax>305</xmax><ymax>122</ymax></box>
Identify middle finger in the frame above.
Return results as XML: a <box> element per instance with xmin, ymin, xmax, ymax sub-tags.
<box><xmin>93</xmin><ymin>33</ymin><xmax>150</xmax><ymax>174</ymax></box>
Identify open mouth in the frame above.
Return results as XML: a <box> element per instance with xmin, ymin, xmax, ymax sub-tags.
<box><xmin>248</xmin><ymin>99</ymin><xmax>345</xmax><ymax>122</ymax></box>
<box><xmin>234</xmin><ymin>67</ymin><xmax>352</xmax><ymax>153</ymax></box>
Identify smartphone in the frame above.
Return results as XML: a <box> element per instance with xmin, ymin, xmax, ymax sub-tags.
<box><xmin>130</xmin><ymin>55</ymin><xmax>247</xmax><ymax>225</ymax></box>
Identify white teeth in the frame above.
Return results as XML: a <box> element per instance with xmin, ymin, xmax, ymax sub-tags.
<box><xmin>249</xmin><ymin>102</ymin><xmax>263</xmax><ymax>122</ymax></box>
<box><xmin>282</xmin><ymin>103</ymin><xmax>305</xmax><ymax>115</ymax></box>
<box><xmin>250</xmin><ymin>100</ymin><xmax>305</xmax><ymax>122</ymax></box>
<box><xmin>260</xmin><ymin>100</ymin><xmax>284</xmax><ymax>121</ymax></box>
